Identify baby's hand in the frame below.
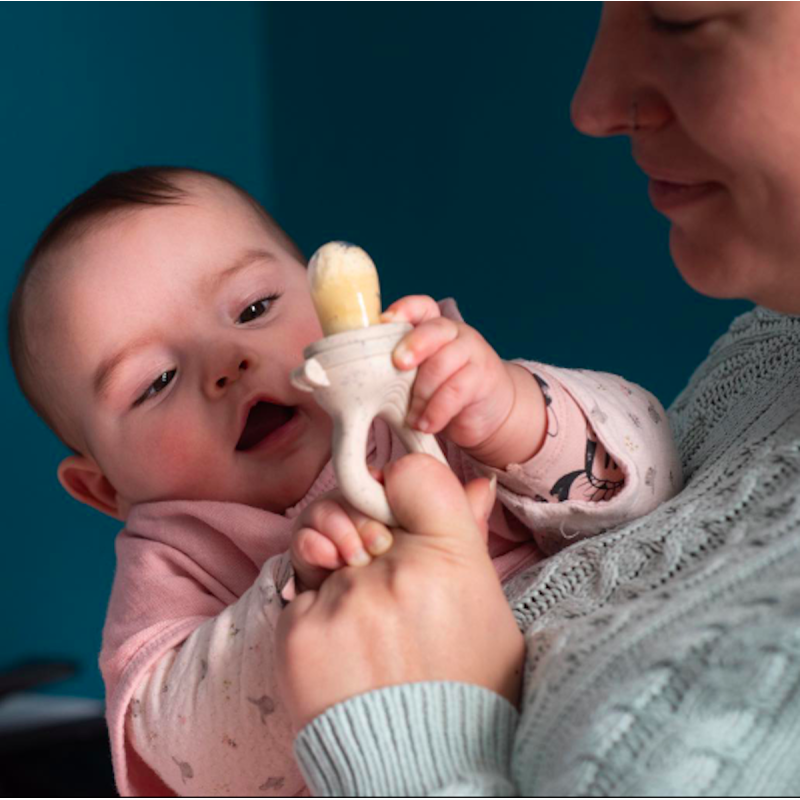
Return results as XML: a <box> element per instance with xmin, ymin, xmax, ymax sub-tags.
<box><xmin>382</xmin><ymin>295</ymin><xmax>516</xmax><ymax>454</ymax></box>
<box><xmin>290</xmin><ymin>485</ymin><xmax>394</xmax><ymax>592</ymax></box>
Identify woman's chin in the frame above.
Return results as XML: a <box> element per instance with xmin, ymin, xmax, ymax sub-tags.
<box><xmin>670</xmin><ymin>227</ymin><xmax>800</xmax><ymax>313</ymax></box>
<box><xmin>669</xmin><ymin>227</ymin><xmax>755</xmax><ymax>302</ymax></box>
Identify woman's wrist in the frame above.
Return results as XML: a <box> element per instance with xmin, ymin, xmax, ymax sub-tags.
<box><xmin>294</xmin><ymin>682</ymin><xmax>519</xmax><ymax>797</ymax></box>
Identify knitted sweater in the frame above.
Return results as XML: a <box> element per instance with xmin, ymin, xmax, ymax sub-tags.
<box><xmin>294</xmin><ymin>306</ymin><xmax>800</xmax><ymax>797</ymax></box>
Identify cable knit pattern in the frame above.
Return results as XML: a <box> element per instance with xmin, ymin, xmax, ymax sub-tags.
<box><xmin>295</xmin><ymin>684</ymin><xmax>518</xmax><ymax>796</ymax></box>
<box><xmin>295</xmin><ymin>306</ymin><xmax>800</xmax><ymax>796</ymax></box>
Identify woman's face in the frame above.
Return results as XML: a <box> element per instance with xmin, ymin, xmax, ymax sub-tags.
<box><xmin>571</xmin><ymin>2</ymin><xmax>800</xmax><ymax>313</ymax></box>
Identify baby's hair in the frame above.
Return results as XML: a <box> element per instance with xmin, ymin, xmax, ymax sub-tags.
<box><xmin>7</xmin><ymin>166</ymin><xmax>305</xmax><ymax>456</ymax></box>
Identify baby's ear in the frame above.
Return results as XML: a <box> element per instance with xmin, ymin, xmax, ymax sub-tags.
<box><xmin>57</xmin><ymin>455</ymin><xmax>128</xmax><ymax>521</ymax></box>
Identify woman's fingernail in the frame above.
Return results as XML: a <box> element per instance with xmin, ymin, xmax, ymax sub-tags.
<box><xmin>381</xmin><ymin>310</ymin><xmax>397</xmax><ymax>323</ymax></box>
<box><xmin>394</xmin><ymin>343</ymin><xmax>414</xmax><ymax>368</ymax></box>
<box><xmin>349</xmin><ymin>549</ymin><xmax>371</xmax><ymax>567</ymax></box>
<box><xmin>417</xmin><ymin>418</ymin><xmax>430</xmax><ymax>432</ymax></box>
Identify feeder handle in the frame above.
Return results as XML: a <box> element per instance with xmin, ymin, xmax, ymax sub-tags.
<box><xmin>333</xmin><ymin>404</ymin><xmax>448</xmax><ymax>527</ymax></box>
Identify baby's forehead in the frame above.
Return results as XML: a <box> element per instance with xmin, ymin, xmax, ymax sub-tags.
<box><xmin>55</xmin><ymin>199</ymin><xmax>295</xmax><ymax>329</ymax></box>
<box><xmin>67</xmin><ymin>187</ymin><xmax>269</xmax><ymax>267</ymax></box>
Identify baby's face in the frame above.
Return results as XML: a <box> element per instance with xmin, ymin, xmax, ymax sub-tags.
<box><xmin>50</xmin><ymin>179</ymin><xmax>332</xmax><ymax>516</ymax></box>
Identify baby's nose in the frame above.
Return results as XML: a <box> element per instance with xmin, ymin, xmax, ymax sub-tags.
<box><xmin>215</xmin><ymin>358</ymin><xmax>250</xmax><ymax>390</ymax></box>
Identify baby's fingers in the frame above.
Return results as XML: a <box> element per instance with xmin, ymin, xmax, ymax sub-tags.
<box><xmin>419</xmin><ymin>362</ymin><xmax>482</xmax><ymax>435</ymax></box>
<box><xmin>405</xmin><ymin>330</ymin><xmax>471</xmax><ymax>426</ymax></box>
<box><xmin>291</xmin><ymin>527</ymin><xmax>343</xmax><ymax>592</ymax></box>
<box><xmin>391</xmin><ymin>316</ymin><xmax>460</xmax><ymax>371</ymax></box>
<box><xmin>303</xmin><ymin>499</ymin><xmax>374</xmax><ymax>567</ymax></box>
<box><xmin>358</xmin><ymin>518</ymin><xmax>394</xmax><ymax>557</ymax></box>
<box><xmin>381</xmin><ymin>294</ymin><xmax>441</xmax><ymax>327</ymax></box>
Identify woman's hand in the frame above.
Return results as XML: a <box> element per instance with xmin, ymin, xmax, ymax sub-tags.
<box><xmin>276</xmin><ymin>454</ymin><xmax>526</xmax><ymax>732</ymax></box>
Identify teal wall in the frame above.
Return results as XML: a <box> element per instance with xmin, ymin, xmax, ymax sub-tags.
<box><xmin>1</xmin><ymin>2</ymin><xmax>273</xmax><ymax>699</ymax></box>
<box><xmin>264</xmin><ymin>2</ymin><xmax>750</xmax><ymax>399</ymax></box>
<box><xmin>2</xmin><ymin>3</ymin><xmax>750</xmax><ymax>701</ymax></box>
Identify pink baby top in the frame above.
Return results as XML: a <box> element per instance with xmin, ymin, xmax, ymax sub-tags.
<box><xmin>100</xmin><ymin>303</ymin><xmax>682</xmax><ymax>796</ymax></box>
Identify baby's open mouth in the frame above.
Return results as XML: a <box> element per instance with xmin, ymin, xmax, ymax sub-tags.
<box><xmin>235</xmin><ymin>402</ymin><xmax>296</xmax><ymax>451</ymax></box>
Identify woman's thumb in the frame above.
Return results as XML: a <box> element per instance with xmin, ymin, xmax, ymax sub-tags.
<box><xmin>383</xmin><ymin>454</ymin><xmax>485</xmax><ymax>541</ymax></box>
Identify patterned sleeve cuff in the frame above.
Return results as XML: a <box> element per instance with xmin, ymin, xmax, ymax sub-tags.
<box><xmin>464</xmin><ymin>362</ymin><xmax>600</xmax><ymax>502</ymax></box>
<box><xmin>294</xmin><ymin>682</ymin><xmax>519</xmax><ymax>796</ymax></box>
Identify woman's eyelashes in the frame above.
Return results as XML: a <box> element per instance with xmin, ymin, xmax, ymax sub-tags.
<box><xmin>134</xmin><ymin>369</ymin><xmax>176</xmax><ymax>407</ymax></box>
<box><xmin>237</xmin><ymin>292</ymin><xmax>281</xmax><ymax>324</ymax></box>
<box><xmin>649</xmin><ymin>14</ymin><xmax>709</xmax><ymax>35</ymax></box>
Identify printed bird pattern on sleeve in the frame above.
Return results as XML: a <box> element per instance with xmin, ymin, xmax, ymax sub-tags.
<box><xmin>533</xmin><ymin>373</ymin><xmax>625</xmax><ymax>503</ymax></box>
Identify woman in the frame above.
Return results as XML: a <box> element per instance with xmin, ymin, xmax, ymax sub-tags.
<box><xmin>276</xmin><ymin>3</ymin><xmax>800</xmax><ymax>794</ymax></box>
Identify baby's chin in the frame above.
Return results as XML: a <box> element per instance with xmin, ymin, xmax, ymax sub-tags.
<box><xmin>251</xmin><ymin>452</ymin><xmax>333</xmax><ymax>514</ymax></box>
<box><xmin>258</xmin><ymin>483</ymin><xmax>316</xmax><ymax>514</ymax></box>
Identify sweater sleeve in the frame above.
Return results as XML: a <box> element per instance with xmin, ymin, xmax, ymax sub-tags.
<box><xmin>126</xmin><ymin>553</ymin><xmax>308</xmax><ymax>797</ymax></box>
<box><xmin>449</xmin><ymin>361</ymin><xmax>683</xmax><ymax>555</ymax></box>
<box><xmin>294</xmin><ymin>683</ymin><xmax>519</xmax><ymax>797</ymax></box>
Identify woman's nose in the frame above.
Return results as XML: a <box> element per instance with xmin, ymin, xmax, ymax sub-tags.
<box><xmin>571</xmin><ymin>19</ymin><xmax>633</xmax><ymax>138</ymax></box>
<box><xmin>571</xmin><ymin>62</ymin><xmax>629</xmax><ymax>138</ymax></box>
<box><xmin>570</xmin><ymin>5</ymin><xmax>670</xmax><ymax>138</ymax></box>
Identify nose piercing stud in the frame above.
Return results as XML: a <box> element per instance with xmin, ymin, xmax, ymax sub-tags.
<box><xmin>291</xmin><ymin>241</ymin><xmax>448</xmax><ymax>526</ymax></box>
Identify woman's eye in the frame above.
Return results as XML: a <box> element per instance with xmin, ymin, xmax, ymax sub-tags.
<box><xmin>134</xmin><ymin>369</ymin><xmax>176</xmax><ymax>407</ymax></box>
<box><xmin>237</xmin><ymin>292</ymin><xmax>281</xmax><ymax>324</ymax></box>
<box><xmin>649</xmin><ymin>15</ymin><xmax>708</xmax><ymax>35</ymax></box>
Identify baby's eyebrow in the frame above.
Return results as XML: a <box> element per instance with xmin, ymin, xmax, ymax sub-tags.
<box><xmin>93</xmin><ymin>333</ymin><xmax>163</xmax><ymax>400</ymax></box>
<box><xmin>93</xmin><ymin>248</ymin><xmax>278</xmax><ymax>400</ymax></box>
<box><xmin>202</xmin><ymin>248</ymin><xmax>277</xmax><ymax>294</ymax></box>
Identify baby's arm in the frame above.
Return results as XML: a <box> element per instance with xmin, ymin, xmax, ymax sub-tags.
<box><xmin>382</xmin><ymin>295</ymin><xmax>681</xmax><ymax>548</ymax></box>
<box><xmin>452</xmin><ymin>360</ymin><xmax>683</xmax><ymax>552</ymax></box>
<box><xmin>488</xmin><ymin>362</ymin><xmax>628</xmax><ymax>502</ymax></box>
<box><xmin>126</xmin><ymin>554</ymin><xmax>306</xmax><ymax>797</ymax></box>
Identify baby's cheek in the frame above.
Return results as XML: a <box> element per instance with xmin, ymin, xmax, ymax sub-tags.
<box><xmin>130</xmin><ymin>421</ymin><xmax>216</xmax><ymax>498</ymax></box>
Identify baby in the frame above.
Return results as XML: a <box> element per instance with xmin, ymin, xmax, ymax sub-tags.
<box><xmin>8</xmin><ymin>166</ymin><xmax>682</xmax><ymax>796</ymax></box>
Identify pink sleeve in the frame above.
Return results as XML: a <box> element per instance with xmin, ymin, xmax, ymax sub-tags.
<box><xmin>453</xmin><ymin>360</ymin><xmax>684</xmax><ymax>557</ymax></box>
<box><xmin>510</xmin><ymin>368</ymin><xmax>626</xmax><ymax>505</ymax></box>
<box><xmin>126</xmin><ymin>553</ymin><xmax>309</xmax><ymax>797</ymax></box>
<box><xmin>435</xmin><ymin>298</ymin><xmax>682</xmax><ymax>557</ymax></box>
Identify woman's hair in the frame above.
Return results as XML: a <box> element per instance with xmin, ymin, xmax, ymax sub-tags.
<box><xmin>7</xmin><ymin>166</ymin><xmax>304</xmax><ymax>455</ymax></box>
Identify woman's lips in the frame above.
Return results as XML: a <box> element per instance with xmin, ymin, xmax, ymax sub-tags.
<box><xmin>648</xmin><ymin>178</ymin><xmax>722</xmax><ymax>212</ymax></box>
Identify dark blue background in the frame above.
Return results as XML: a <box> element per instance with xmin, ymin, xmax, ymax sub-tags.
<box><xmin>1</xmin><ymin>2</ymin><xmax>750</xmax><ymax>700</ymax></box>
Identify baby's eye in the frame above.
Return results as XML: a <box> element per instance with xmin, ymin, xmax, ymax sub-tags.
<box><xmin>238</xmin><ymin>293</ymin><xmax>281</xmax><ymax>324</ymax></box>
<box><xmin>134</xmin><ymin>369</ymin><xmax>176</xmax><ymax>407</ymax></box>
